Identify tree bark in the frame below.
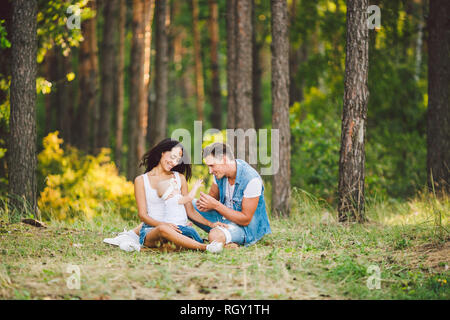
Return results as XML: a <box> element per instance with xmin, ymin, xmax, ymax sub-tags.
<box><xmin>44</xmin><ymin>48</ymin><xmax>57</xmax><ymax>136</ymax></box>
<box><xmin>271</xmin><ymin>0</ymin><xmax>290</xmax><ymax>217</ymax></box>
<box><xmin>137</xmin><ymin>0</ymin><xmax>154</xmax><ymax>163</ymax></box>
<box><xmin>191</xmin><ymin>0</ymin><xmax>205</xmax><ymax>121</ymax></box>
<box><xmin>127</xmin><ymin>0</ymin><xmax>154</xmax><ymax>180</ymax></box>
<box><xmin>97</xmin><ymin>0</ymin><xmax>119</xmax><ymax>151</ymax></box>
<box><xmin>114</xmin><ymin>0</ymin><xmax>126</xmax><ymax>171</ymax></box>
<box><xmin>338</xmin><ymin>0</ymin><xmax>369</xmax><ymax>223</ymax></box>
<box><xmin>8</xmin><ymin>0</ymin><xmax>37</xmax><ymax>221</ymax></box>
<box><xmin>74</xmin><ymin>0</ymin><xmax>98</xmax><ymax>152</ymax></box>
<box><xmin>148</xmin><ymin>0</ymin><xmax>168</xmax><ymax>150</ymax></box>
<box><xmin>427</xmin><ymin>0</ymin><xmax>450</xmax><ymax>195</ymax></box>
<box><xmin>252</xmin><ymin>0</ymin><xmax>263</xmax><ymax>130</ymax></box>
<box><xmin>55</xmin><ymin>52</ymin><xmax>74</xmax><ymax>145</ymax></box>
<box><xmin>226</xmin><ymin>0</ymin><xmax>237</xmax><ymax>131</ymax></box>
<box><xmin>235</xmin><ymin>0</ymin><xmax>255</xmax><ymax>162</ymax></box>
<box><xmin>208</xmin><ymin>0</ymin><xmax>222</xmax><ymax>129</ymax></box>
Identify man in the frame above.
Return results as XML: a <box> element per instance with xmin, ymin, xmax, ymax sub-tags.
<box><xmin>192</xmin><ymin>142</ymin><xmax>272</xmax><ymax>250</ymax></box>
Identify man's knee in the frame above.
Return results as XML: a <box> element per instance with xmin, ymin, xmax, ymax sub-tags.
<box><xmin>208</xmin><ymin>227</ymin><xmax>226</xmax><ymax>243</ymax></box>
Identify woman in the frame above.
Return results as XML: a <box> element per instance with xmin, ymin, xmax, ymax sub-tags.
<box><xmin>105</xmin><ymin>138</ymin><xmax>226</xmax><ymax>252</ymax></box>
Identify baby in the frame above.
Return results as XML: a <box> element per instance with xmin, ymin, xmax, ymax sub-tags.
<box><xmin>155</xmin><ymin>176</ymin><xmax>204</xmax><ymax>243</ymax></box>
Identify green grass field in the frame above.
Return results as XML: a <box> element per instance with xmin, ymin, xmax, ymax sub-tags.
<box><xmin>0</xmin><ymin>190</ymin><xmax>448</xmax><ymax>300</ymax></box>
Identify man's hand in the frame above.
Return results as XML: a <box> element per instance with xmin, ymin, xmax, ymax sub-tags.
<box><xmin>197</xmin><ymin>191</ymin><xmax>220</xmax><ymax>212</ymax></box>
<box><xmin>210</xmin><ymin>221</ymin><xmax>229</xmax><ymax>229</ymax></box>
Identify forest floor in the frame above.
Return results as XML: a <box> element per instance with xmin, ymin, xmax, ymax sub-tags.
<box><xmin>1</xmin><ymin>195</ymin><xmax>449</xmax><ymax>300</ymax></box>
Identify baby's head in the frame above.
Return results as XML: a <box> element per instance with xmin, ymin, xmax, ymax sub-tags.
<box><xmin>156</xmin><ymin>178</ymin><xmax>178</xmax><ymax>200</ymax></box>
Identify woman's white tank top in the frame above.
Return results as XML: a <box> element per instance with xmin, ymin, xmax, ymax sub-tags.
<box><xmin>141</xmin><ymin>172</ymin><xmax>181</xmax><ymax>222</ymax></box>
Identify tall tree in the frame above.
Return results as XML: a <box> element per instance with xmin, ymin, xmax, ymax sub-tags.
<box><xmin>44</xmin><ymin>48</ymin><xmax>57</xmax><ymax>136</ymax></box>
<box><xmin>148</xmin><ymin>0</ymin><xmax>168</xmax><ymax>149</ymax></box>
<box><xmin>288</xmin><ymin>0</ymin><xmax>308</xmax><ymax>106</ymax></box>
<box><xmin>55</xmin><ymin>52</ymin><xmax>74</xmax><ymax>145</ymax></box>
<box><xmin>427</xmin><ymin>0</ymin><xmax>450</xmax><ymax>195</ymax></box>
<box><xmin>114</xmin><ymin>0</ymin><xmax>126</xmax><ymax>171</ymax></box>
<box><xmin>8</xmin><ymin>0</ymin><xmax>38</xmax><ymax>221</ymax></box>
<box><xmin>226</xmin><ymin>0</ymin><xmax>237</xmax><ymax>131</ymax></box>
<box><xmin>271</xmin><ymin>0</ymin><xmax>290</xmax><ymax>217</ymax></box>
<box><xmin>97</xmin><ymin>0</ymin><xmax>119</xmax><ymax>151</ymax></box>
<box><xmin>208</xmin><ymin>0</ymin><xmax>222</xmax><ymax>129</ymax></box>
<box><xmin>252</xmin><ymin>0</ymin><xmax>263</xmax><ymax>130</ymax></box>
<box><xmin>127</xmin><ymin>0</ymin><xmax>154</xmax><ymax>180</ymax></box>
<box><xmin>191</xmin><ymin>0</ymin><xmax>205</xmax><ymax>121</ymax></box>
<box><xmin>74</xmin><ymin>0</ymin><xmax>98</xmax><ymax>152</ymax></box>
<box><xmin>137</xmin><ymin>0</ymin><xmax>154</xmax><ymax>163</ymax></box>
<box><xmin>235</xmin><ymin>0</ymin><xmax>255</xmax><ymax>162</ymax></box>
<box><xmin>337</xmin><ymin>0</ymin><xmax>369</xmax><ymax>222</ymax></box>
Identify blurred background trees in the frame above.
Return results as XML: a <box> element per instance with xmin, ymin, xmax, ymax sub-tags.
<box><xmin>0</xmin><ymin>0</ymin><xmax>448</xmax><ymax>221</ymax></box>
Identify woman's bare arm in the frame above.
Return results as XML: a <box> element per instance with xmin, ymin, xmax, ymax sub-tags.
<box><xmin>177</xmin><ymin>179</ymin><xmax>203</xmax><ymax>205</ymax></box>
<box><xmin>134</xmin><ymin>176</ymin><xmax>170</xmax><ymax>227</ymax></box>
<box><xmin>178</xmin><ymin>174</ymin><xmax>214</xmax><ymax>227</ymax></box>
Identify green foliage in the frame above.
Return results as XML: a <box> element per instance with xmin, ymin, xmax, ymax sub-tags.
<box><xmin>37</xmin><ymin>132</ymin><xmax>136</xmax><ymax>222</ymax></box>
<box><xmin>287</xmin><ymin>0</ymin><xmax>428</xmax><ymax>201</ymax></box>
<box><xmin>290</xmin><ymin>93</ymin><xmax>340</xmax><ymax>201</ymax></box>
<box><xmin>0</xmin><ymin>20</ymin><xmax>11</xmax><ymax>49</ymax></box>
<box><xmin>36</xmin><ymin>0</ymin><xmax>93</xmax><ymax>62</ymax></box>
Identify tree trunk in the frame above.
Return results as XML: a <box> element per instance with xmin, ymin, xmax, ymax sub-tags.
<box><xmin>148</xmin><ymin>0</ymin><xmax>168</xmax><ymax>150</ymax></box>
<box><xmin>338</xmin><ymin>0</ymin><xmax>369</xmax><ymax>223</ymax></box>
<box><xmin>55</xmin><ymin>52</ymin><xmax>74</xmax><ymax>145</ymax></box>
<box><xmin>235</xmin><ymin>0</ymin><xmax>254</xmax><ymax>162</ymax></box>
<box><xmin>288</xmin><ymin>0</ymin><xmax>308</xmax><ymax>106</ymax></box>
<box><xmin>208</xmin><ymin>0</ymin><xmax>222</xmax><ymax>129</ymax></box>
<box><xmin>114</xmin><ymin>0</ymin><xmax>126</xmax><ymax>171</ymax></box>
<box><xmin>74</xmin><ymin>0</ymin><xmax>98</xmax><ymax>152</ymax></box>
<box><xmin>127</xmin><ymin>0</ymin><xmax>154</xmax><ymax>180</ymax></box>
<box><xmin>191</xmin><ymin>0</ymin><xmax>205</xmax><ymax>121</ymax></box>
<box><xmin>137</xmin><ymin>0</ymin><xmax>154</xmax><ymax>163</ymax></box>
<box><xmin>252</xmin><ymin>0</ymin><xmax>263</xmax><ymax>130</ymax></box>
<box><xmin>97</xmin><ymin>0</ymin><xmax>119</xmax><ymax>151</ymax></box>
<box><xmin>44</xmin><ymin>48</ymin><xmax>57</xmax><ymax>136</ymax></box>
<box><xmin>8</xmin><ymin>0</ymin><xmax>37</xmax><ymax>221</ymax></box>
<box><xmin>226</xmin><ymin>0</ymin><xmax>237</xmax><ymax>131</ymax></box>
<box><xmin>427</xmin><ymin>0</ymin><xmax>450</xmax><ymax>195</ymax></box>
<box><xmin>271</xmin><ymin>0</ymin><xmax>290</xmax><ymax>217</ymax></box>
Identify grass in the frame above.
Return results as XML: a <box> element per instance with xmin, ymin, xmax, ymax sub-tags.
<box><xmin>0</xmin><ymin>189</ymin><xmax>449</xmax><ymax>300</ymax></box>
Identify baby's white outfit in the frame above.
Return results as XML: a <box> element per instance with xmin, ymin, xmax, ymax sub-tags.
<box><xmin>162</xmin><ymin>172</ymin><xmax>188</xmax><ymax>226</ymax></box>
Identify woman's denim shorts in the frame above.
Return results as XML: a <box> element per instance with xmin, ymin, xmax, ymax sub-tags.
<box><xmin>139</xmin><ymin>223</ymin><xmax>204</xmax><ymax>246</ymax></box>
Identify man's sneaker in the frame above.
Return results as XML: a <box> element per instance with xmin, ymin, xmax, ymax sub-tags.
<box><xmin>206</xmin><ymin>240</ymin><xmax>223</xmax><ymax>253</ymax></box>
<box><xmin>119</xmin><ymin>240</ymin><xmax>141</xmax><ymax>252</ymax></box>
<box><xmin>103</xmin><ymin>229</ymin><xmax>139</xmax><ymax>246</ymax></box>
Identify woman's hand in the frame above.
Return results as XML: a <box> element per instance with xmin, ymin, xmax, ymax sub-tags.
<box><xmin>197</xmin><ymin>191</ymin><xmax>219</xmax><ymax>211</ymax></box>
<box><xmin>193</xmin><ymin>178</ymin><xmax>203</xmax><ymax>189</ymax></box>
<box><xmin>161</xmin><ymin>222</ymin><xmax>182</xmax><ymax>233</ymax></box>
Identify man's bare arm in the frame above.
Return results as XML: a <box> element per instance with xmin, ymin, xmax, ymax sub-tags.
<box><xmin>208</xmin><ymin>182</ymin><xmax>220</xmax><ymax>200</ymax></box>
<box><xmin>197</xmin><ymin>192</ymin><xmax>259</xmax><ymax>226</ymax></box>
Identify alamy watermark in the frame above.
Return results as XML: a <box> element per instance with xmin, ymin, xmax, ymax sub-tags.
<box><xmin>366</xmin><ymin>265</ymin><xmax>381</xmax><ymax>290</ymax></box>
<box><xmin>65</xmin><ymin>264</ymin><xmax>81</xmax><ymax>290</ymax></box>
<box><xmin>367</xmin><ymin>5</ymin><xmax>381</xmax><ymax>30</ymax></box>
<box><xmin>66</xmin><ymin>5</ymin><xmax>81</xmax><ymax>30</ymax></box>
<box><xmin>171</xmin><ymin>121</ymin><xmax>280</xmax><ymax>176</ymax></box>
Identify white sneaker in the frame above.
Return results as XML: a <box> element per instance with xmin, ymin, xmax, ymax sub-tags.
<box><xmin>103</xmin><ymin>229</ymin><xmax>139</xmax><ymax>247</ymax></box>
<box><xmin>206</xmin><ymin>240</ymin><xmax>223</xmax><ymax>253</ymax></box>
<box><xmin>119</xmin><ymin>240</ymin><xmax>141</xmax><ymax>252</ymax></box>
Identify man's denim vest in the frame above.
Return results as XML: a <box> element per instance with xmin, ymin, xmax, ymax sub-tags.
<box><xmin>216</xmin><ymin>159</ymin><xmax>271</xmax><ymax>246</ymax></box>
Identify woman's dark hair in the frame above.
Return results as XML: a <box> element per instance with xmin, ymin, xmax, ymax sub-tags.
<box><xmin>139</xmin><ymin>138</ymin><xmax>192</xmax><ymax>181</ymax></box>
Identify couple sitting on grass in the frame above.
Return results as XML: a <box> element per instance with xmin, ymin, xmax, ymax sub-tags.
<box><xmin>104</xmin><ymin>139</ymin><xmax>271</xmax><ymax>253</ymax></box>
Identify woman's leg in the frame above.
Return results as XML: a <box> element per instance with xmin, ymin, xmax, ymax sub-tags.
<box><xmin>132</xmin><ymin>222</ymin><xmax>143</xmax><ymax>236</ymax></box>
<box><xmin>144</xmin><ymin>225</ymin><xmax>207</xmax><ymax>251</ymax></box>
